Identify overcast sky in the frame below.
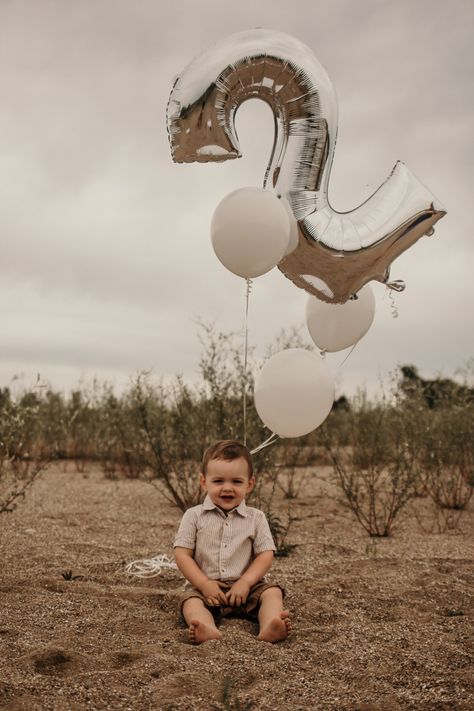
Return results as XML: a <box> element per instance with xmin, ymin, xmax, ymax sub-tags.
<box><xmin>0</xmin><ymin>0</ymin><xmax>472</xmax><ymax>400</ymax></box>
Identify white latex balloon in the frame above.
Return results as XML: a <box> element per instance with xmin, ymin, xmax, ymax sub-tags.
<box><xmin>306</xmin><ymin>284</ymin><xmax>376</xmax><ymax>353</ymax></box>
<box><xmin>211</xmin><ymin>187</ymin><xmax>290</xmax><ymax>278</ymax></box>
<box><xmin>254</xmin><ymin>348</ymin><xmax>334</xmax><ymax>438</ymax></box>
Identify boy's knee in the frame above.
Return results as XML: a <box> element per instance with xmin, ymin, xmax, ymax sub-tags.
<box><xmin>182</xmin><ymin>596</ymin><xmax>206</xmax><ymax>614</ymax></box>
<box><xmin>260</xmin><ymin>586</ymin><xmax>283</xmax><ymax>602</ymax></box>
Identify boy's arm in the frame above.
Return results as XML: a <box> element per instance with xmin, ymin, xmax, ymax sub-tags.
<box><xmin>241</xmin><ymin>550</ymin><xmax>274</xmax><ymax>586</ymax></box>
<box><xmin>174</xmin><ymin>547</ymin><xmax>228</xmax><ymax>606</ymax></box>
<box><xmin>226</xmin><ymin>510</ymin><xmax>277</xmax><ymax>606</ymax></box>
<box><xmin>226</xmin><ymin>550</ymin><xmax>274</xmax><ymax>606</ymax></box>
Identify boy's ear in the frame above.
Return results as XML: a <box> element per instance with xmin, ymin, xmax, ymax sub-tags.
<box><xmin>199</xmin><ymin>472</ymin><xmax>207</xmax><ymax>489</ymax></box>
<box><xmin>247</xmin><ymin>476</ymin><xmax>255</xmax><ymax>493</ymax></box>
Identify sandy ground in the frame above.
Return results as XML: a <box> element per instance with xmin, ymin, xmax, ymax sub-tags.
<box><xmin>0</xmin><ymin>462</ymin><xmax>473</xmax><ymax>711</ymax></box>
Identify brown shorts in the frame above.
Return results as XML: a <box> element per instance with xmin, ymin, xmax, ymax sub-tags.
<box><xmin>179</xmin><ymin>579</ymin><xmax>285</xmax><ymax>620</ymax></box>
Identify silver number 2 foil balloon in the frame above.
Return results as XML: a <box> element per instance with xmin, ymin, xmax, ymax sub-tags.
<box><xmin>167</xmin><ymin>29</ymin><xmax>446</xmax><ymax>303</ymax></box>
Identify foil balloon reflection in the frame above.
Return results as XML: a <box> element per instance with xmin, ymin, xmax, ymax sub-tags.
<box><xmin>167</xmin><ymin>29</ymin><xmax>446</xmax><ymax>303</ymax></box>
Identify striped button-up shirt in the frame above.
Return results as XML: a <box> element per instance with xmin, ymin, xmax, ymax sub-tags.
<box><xmin>173</xmin><ymin>495</ymin><xmax>276</xmax><ymax>581</ymax></box>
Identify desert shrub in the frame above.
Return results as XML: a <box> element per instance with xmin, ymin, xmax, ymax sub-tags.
<box><xmin>90</xmin><ymin>386</ymin><xmax>123</xmax><ymax>478</ymax></box>
<box><xmin>87</xmin><ymin>383</ymin><xmax>147</xmax><ymax>480</ymax></box>
<box><xmin>0</xmin><ymin>387</ymin><xmax>53</xmax><ymax>513</ymax></box>
<box><xmin>398</xmin><ymin>367</ymin><xmax>474</xmax><ymax>529</ymax></box>
<box><xmin>34</xmin><ymin>390</ymin><xmax>68</xmax><ymax>458</ymax></box>
<box><xmin>265</xmin><ymin>507</ymin><xmax>297</xmax><ymax>557</ymax></box>
<box><xmin>415</xmin><ymin>396</ymin><xmax>473</xmax><ymax>512</ymax></box>
<box><xmin>127</xmin><ymin>373</ymin><xmax>204</xmax><ymax>508</ymax></box>
<box><xmin>273</xmin><ymin>443</ymin><xmax>319</xmax><ymax>499</ymax></box>
<box><xmin>315</xmin><ymin>399</ymin><xmax>353</xmax><ymax>448</ymax></box>
<box><xmin>320</xmin><ymin>392</ymin><xmax>421</xmax><ymax>536</ymax></box>
<box><xmin>65</xmin><ymin>388</ymin><xmax>99</xmax><ymax>468</ymax></box>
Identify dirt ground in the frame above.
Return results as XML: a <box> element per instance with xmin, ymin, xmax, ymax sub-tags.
<box><xmin>0</xmin><ymin>462</ymin><xmax>473</xmax><ymax>711</ymax></box>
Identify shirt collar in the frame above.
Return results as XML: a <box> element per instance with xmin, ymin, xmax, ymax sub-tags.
<box><xmin>202</xmin><ymin>494</ymin><xmax>248</xmax><ymax>517</ymax></box>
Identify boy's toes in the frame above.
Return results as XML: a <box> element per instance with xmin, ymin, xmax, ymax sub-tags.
<box><xmin>188</xmin><ymin>620</ymin><xmax>222</xmax><ymax>645</ymax></box>
<box><xmin>281</xmin><ymin>610</ymin><xmax>292</xmax><ymax>631</ymax></box>
<box><xmin>188</xmin><ymin>622</ymin><xmax>197</xmax><ymax>643</ymax></box>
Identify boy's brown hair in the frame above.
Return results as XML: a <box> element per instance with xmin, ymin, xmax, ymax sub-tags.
<box><xmin>201</xmin><ymin>440</ymin><xmax>254</xmax><ymax>478</ymax></box>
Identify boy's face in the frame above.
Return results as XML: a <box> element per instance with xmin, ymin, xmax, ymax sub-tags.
<box><xmin>200</xmin><ymin>456</ymin><xmax>255</xmax><ymax>512</ymax></box>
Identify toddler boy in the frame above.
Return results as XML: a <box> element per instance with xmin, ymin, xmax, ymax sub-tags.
<box><xmin>174</xmin><ymin>440</ymin><xmax>291</xmax><ymax>644</ymax></box>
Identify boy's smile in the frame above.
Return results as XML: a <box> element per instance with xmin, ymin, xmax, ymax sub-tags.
<box><xmin>200</xmin><ymin>456</ymin><xmax>255</xmax><ymax>511</ymax></box>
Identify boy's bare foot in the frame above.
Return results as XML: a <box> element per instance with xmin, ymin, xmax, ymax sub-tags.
<box><xmin>257</xmin><ymin>611</ymin><xmax>292</xmax><ymax>643</ymax></box>
<box><xmin>189</xmin><ymin>619</ymin><xmax>222</xmax><ymax>645</ymax></box>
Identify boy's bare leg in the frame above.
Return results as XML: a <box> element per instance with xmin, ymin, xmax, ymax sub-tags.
<box><xmin>257</xmin><ymin>587</ymin><xmax>291</xmax><ymax>643</ymax></box>
<box><xmin>182</xmin><ymin>597</ymin><xmax>222</xmax><ymax>644</ymax></box>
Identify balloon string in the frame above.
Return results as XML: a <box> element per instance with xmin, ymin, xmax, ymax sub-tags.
<box><xmin>124</xmin><ymin>553</ymin><xmax>178</xmax><ymax>578</ymax></box>
<box><xmin>250</xmin><ymin>432</ymin><xmax>279</xmax><ymax>455</ymax></box>
<box><xmin>388</xmin><ymin>289</ymin><xmax>399</xmax><ymax>319</ymax></box>
<box><xmin>384</xmin><ymin>286</ymin><xmax>399</xmax><ymax>319</ymax></box>
<box><xmin>338</xmin><ymin>343</ymin><xmax>358</xmax><ymax>370</ymax></box>
<box><xmin>243</xmin><ymin>278</ymin><xmax>253</xmax><ymax>446</ymax></box>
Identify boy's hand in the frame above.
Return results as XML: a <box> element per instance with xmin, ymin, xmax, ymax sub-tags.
<box><xmin>199</xmin><ymin>579</ymin><xmax>228</xmax><ymax>607</ymax></box>
<box><xmin>226</xmin><ymin>578</ymin><xmax>251</xmax><ymax>607</ymax></box>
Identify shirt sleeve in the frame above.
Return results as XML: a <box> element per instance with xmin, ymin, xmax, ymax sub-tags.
<box><xmin>252</xmin><ymin>511</ymin><xmax>276</xmax><ymax>555</ymax></box>
<box><xmin>173</xmin><ymin>507</ymin><xmax>198</xmax><ymax>550</ymax></box>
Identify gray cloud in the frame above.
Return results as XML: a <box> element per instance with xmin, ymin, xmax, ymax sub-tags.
<box><xmin>0</xmin><ymin>0</ymin><xmax>472</xmax><ymax>400</ymax></box>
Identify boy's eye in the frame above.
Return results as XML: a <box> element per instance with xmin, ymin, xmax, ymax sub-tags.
<box><xmin>211</xmin><ymin>479</ymin><xmax>244</xmax><ymax>484</ymax></box>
